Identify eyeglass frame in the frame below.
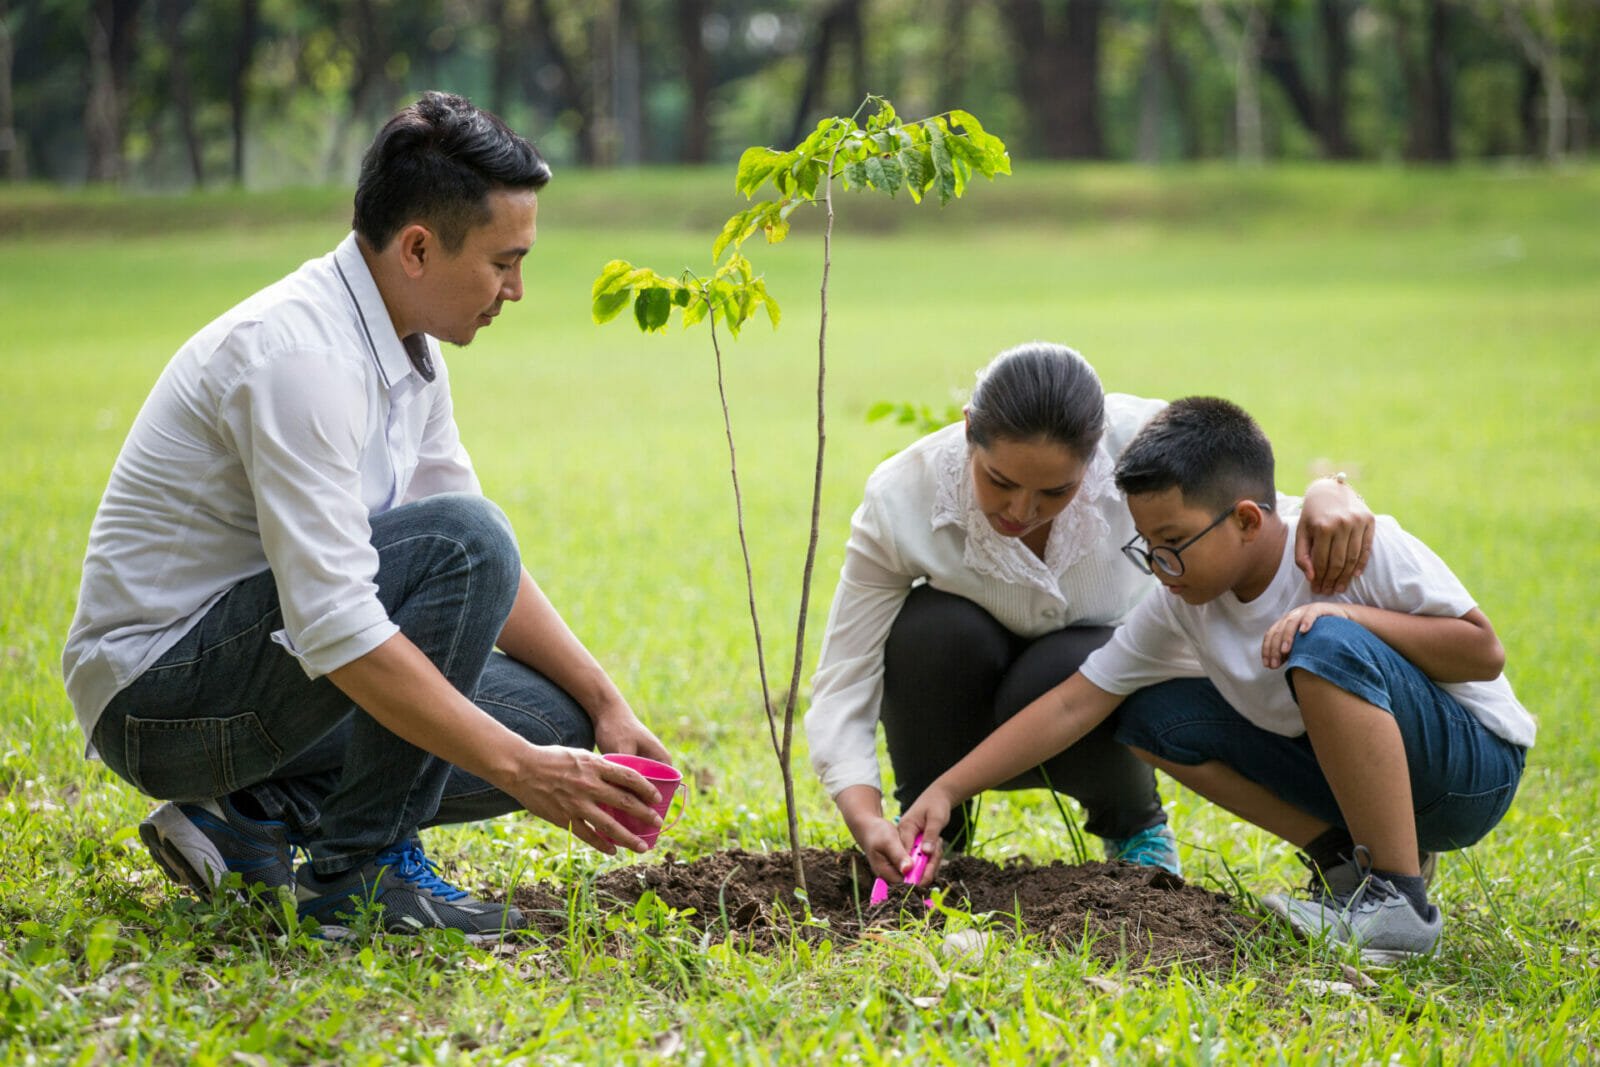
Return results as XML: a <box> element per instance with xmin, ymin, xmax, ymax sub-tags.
<box><xmin>1120</xmin><ymin>501</ymin><xmax>1272</xmax><ymax>578</ymax></box>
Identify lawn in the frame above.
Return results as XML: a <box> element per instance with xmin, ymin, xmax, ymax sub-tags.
<box><xmin>1</xmin><ymin>163</ymin><xmax>1597</xmax><ymax>1064</ymax></box>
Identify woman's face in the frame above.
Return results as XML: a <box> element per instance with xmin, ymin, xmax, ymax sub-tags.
<box><xmin>968</xmin><ymin>435</ymin><xmax>1089</xmax><ymax>541</ymax></box>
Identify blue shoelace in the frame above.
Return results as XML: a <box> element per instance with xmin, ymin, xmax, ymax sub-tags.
<box><xmin>1115</xmin><ymin>826</ymin><xmax>1176</xmax><ymax>866</ymax></box>
<box><xmin>373</xmin><ymin>842</ymin><xmax>468</xmax><ymax>902</ymax></box>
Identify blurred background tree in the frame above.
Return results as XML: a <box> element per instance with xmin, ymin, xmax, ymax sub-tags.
<box><xmin>0</xmin><ymin>0</ymin><xmax>1593</xmax><ymax>187</ymax></box>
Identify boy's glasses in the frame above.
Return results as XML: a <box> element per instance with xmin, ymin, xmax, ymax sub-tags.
<box><xmin>1121</xmin><ymin>504</ymin><xmax>1264</xmax><ymax>578</ymax></box>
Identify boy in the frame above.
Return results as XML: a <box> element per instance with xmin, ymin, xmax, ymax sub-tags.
<box><xmin>898</xmin><ymin>397</ymin><xmax>1532</xmax><ymax>962</ymax></box>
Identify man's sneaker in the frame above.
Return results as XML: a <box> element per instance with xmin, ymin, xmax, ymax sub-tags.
<box><xmin>1265</xmin><ymin>854</ymin><xmax>1444</xmax><ymax>965</ymax></box>
<box><xmin>1102</xmin><ymin>824</ymin><xmax>1182</xmax><ymax>876</ymax></box>
<box><xmin>295</xmin><ymin>840</ymin><xmax>525</xmax><ymax>943</ymax></box>
<box><xmin>139</xmin><ymin>797</ymin><xmax>295</xmax><ymax>904</ymax></box>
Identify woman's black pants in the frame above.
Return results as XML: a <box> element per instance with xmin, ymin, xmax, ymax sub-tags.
<box><xmin>881</xmin><ymin>585</ymin><xmax>1166</xmax><ymax>849</ymax></box>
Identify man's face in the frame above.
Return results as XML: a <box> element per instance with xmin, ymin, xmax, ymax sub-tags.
<box><xmin>416</xmin><ymin>188</ymin><xmax>538</xmax><ymax>346</ymax></box>
<box><xmin>1125</xmin><ymin>487</ymin><xmax>1246</xmax><ymax>605</ymax></box>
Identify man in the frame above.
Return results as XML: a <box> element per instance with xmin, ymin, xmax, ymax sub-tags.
<box><xmin>63</xmin><ymin>92</ymin><xmax>668</xmax><ymax>941</ymax></box>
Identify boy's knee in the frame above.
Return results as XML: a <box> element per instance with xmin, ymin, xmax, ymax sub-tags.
<box><xmin>1288</xmin><ymin>614</ymin><xmax>1366</xmax><ymax>661</ymax></box>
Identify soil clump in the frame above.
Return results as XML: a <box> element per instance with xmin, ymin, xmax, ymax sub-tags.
<box><xmin>510</xmin><ymin>847</ymin><xmax>1255</xmax><ymax>971</ymax></box>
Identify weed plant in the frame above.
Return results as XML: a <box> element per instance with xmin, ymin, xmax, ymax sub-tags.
<box><xmin>1</xmin><ymin>165</ymin><xmax>1597</xmax><ymax>1064</ymax></box>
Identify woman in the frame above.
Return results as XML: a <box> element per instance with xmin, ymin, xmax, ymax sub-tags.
<box><xmin>805</xmin><ymin>343</ymin><xmax>1373</xmax><ymax>883</ymax></box>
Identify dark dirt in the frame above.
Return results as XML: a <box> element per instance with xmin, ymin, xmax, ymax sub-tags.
<box><xmin>511</xmin><ymin>847</ymin><xmax>1258</xmax><ymax>972</ymax></box>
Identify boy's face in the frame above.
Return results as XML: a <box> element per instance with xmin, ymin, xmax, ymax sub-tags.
<box><xmin>1125</xmin><ymin>487</ymin><xmax>1255</xmax><ymax>605</ymax></box>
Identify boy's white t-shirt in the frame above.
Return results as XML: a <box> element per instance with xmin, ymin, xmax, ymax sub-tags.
<box><xmin>1079</xmin><ymin>514</ymin><xmax>1536</xmax><ymax>748</ymax></box>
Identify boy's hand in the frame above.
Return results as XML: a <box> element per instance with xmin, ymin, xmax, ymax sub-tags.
<box><xmin>1263</xmin><ymin>603</ymin><xmax>1352</xmax><ymax>669</ymax></box>
<box><xmin>897</xmin><ymin>788</ymin><xmax>952</xmax><ymax>885</ymax></box>
<box><xmin>1296</xmin><ymin>478</ymin><xmax>1374</xmax><ymax>594</ymax></box>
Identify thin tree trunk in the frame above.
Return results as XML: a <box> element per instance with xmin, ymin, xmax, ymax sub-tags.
<box><xmin>530</xmin><ymin>0</ymin><xmax>593</xmax><ymax>164</ymax></box>
<box><xmin>1395</xmin><ymin>0</ymin><xmax>1454</xmax><ymax>162</ymax></box>
<box><xmin>229</xmin><ymin>0</ymin><xmax>258</xmax><ymax>184</ymax></box>
<box><xmin>936</xmin><ymin>0</ymin><xmax>971</xmax><ymax>111</ymax></box>
<box><xmin>614</xmin><ymin>0</ymin><xmax>642</xmax><ymax>164</ymax></box>
<box><xmin>999</xmin><ymin>0</ymin><xmax>1105</xmax><ymax>158</ymax></box>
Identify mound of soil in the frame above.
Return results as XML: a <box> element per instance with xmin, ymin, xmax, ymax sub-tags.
<box><xmin>511</xmin><ymin>847</ymin><xmax>1255</xmax><ymax>971</ymax></box>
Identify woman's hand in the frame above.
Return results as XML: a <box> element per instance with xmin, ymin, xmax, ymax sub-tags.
<box><xmin>1296</xmin><ymin>477</ymin><xmax>1375</xmax><ymax>595</ymax></box>
<box><xmin>1263</xmin><ymin>602</ymin><xmax>1351</xmax><ymax>669</ymax></box>
<box><xmin>897</xmin><ymin>787</ymin><xmax>953</xmax><ymax>886</ymax></box>
<box><xmin>854</xmin><ymin>815</ymin><xmax>914</xmax><ymax>884</ymax></box>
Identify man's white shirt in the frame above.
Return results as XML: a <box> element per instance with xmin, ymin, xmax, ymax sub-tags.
<box><xmin>63</xmin><ymin>233</ymin><xmax>479</xmax><ymax>751</ymax></box>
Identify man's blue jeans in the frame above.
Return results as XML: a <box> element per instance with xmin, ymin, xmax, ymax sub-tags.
<box><xmin>1113</xmin><ymin>617</ymin><xmax>1527</xmax><ymax>853</ymax></box>
<box><xmin>92</xmin><ymin>494</ymin><xmax>594</xmax><ymax>875</ymax></box>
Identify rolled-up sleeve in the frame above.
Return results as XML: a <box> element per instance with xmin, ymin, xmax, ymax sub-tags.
<box><xmin>806</xmin><ymin>491</ymin><xmax>917</xmax><ymax>797</ymax></box>
<box><xmin>217</xmin><ymin>344</ymin><xmax>398</xmax><ymax>677</ymax></box>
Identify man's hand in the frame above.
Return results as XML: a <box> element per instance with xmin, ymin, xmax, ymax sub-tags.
<box><xmin>592</xmin><ymin>700</ymin><xmax>672</xmax><ymax>765</ymax></box>
<box><xmin>505</xmin><ymin>745</ymin><xmax>664</xmax><ymax>854</ymax></box>
<box><xmin>1296</xmin><ymin>477</ymin><xmax>1375</xmax><ymax>594</ymax></box>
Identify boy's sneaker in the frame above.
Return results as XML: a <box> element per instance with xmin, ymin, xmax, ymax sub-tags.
<box><xmin>139</xmin><ymin>797</ymin><xmax>295</xmax><ymax>904</ymax></box>
<box><xmin>295</xmin><ymin>840</ymin><xmax>525</xmax><ymax>943</ymax></box>
<box><xmin>1263</xmin><ymin>848</ymin><xmax>1439</xmax><ymax>919</ymax></box>
<box><xmin>1265</xmin><ymin>857</ymin><xmax>1444</xmax><ymax>965</ymax></box>
<box><xmin>1102</xmin><ymin>824</ymin><xmax>1182</xmax><ymax>876</ymax></box>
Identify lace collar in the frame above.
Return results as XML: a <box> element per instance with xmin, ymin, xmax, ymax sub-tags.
<box><xmin>929</xmin><ymin>432</ymin><xmax>1117</xmax><ymax>601</ymax></box>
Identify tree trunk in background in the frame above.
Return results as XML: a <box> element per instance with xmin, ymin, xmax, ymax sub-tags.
<box><xmin>1503</xmin><ymin>2</ymin><xmax>1567</xmax><ymax>162</ymax></box>
<box><xmin>159</xmin><ymin>0</ymin><xmax>203</xmax><ymax>186</ymax></box>
<box><xmin>325</xmin><ymin>0</ymin><xmax>387</xmax><ymax>180</ymax></box>
<box><xmin>84</xmin><ymin>0</ymin><xmax>145</xmax><ymax>183</ymax></box>
<box><xmin>1135</xmin><ymin>0</ymin><xmax>1172</xmax><ymax>163</ymax></box>
<box><xmin>0</xmin><ymin>0</ymin><xmax>21</xmax><ymax>181</ymax></box>
<box><xmin>937</xmin><ymin>0</ymin><xmax>972</xmax><ymax>112</ymax></box>
<box><xmin>1000</xmin><ymin>0</ymin><xmax>1105</xmax><ymax>158</ymax></box>
<box><xmin>676</xmin><ymin>0</ymin><xmax>710</xmax><ymax>162</ymax></box>
<box><xmin>1199</xmin><ymin>0</ymin><xmax>1263</xmax><ymax>164</ymax></box>
<box><xmin>530</xmin><ymin>0</ymin><xmax>594</xmax><ymax>163</ymax></box>
<box><xmin>788</xmin><ymin>0</ymin><xmax>864</xmax><ymax>147</ymax></box>
<box><xmin>1395</xmin><ymin>0</ymin><xmax>1454</xmax><ymax>162</ymax></box>
<box><xmin>1316</xmin><ymin>0</ymin><xmax>1354</xmax><ymax>158</ymax></box>
<box><xmin>612</xmin><ymin>0</ymin><xmax>643</xmax><ymax>164</ymax></box>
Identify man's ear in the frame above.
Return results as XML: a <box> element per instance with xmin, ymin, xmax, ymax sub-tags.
<box><xmin>1235</xmin><ymin>500</ymin><xmax>1268</xmax><ymax>541</ymax></box>
<box><xmin>395</xmin><ymin>223</ymin><xmax>433</xmax><ymax>280</ymax></box>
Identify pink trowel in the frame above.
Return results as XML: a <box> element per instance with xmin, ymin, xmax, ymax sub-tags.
<box><xmin>869</xmin><ymin>833</ymin><xmax>930</xmax><ymax>904</ymax></box>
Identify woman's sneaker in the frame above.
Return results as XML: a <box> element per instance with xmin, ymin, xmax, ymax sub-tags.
<box><xmin>295</xmin><ymin>840</ymin><xmax>525</xmax><ymax>943</ymax></box>
<box><xmin>139</xmin><ymin>797</ymin><xmax>295</xmax><ymax>904</ymax></box>
<box><xmin>1102</xmin><ymin>824</ymin><xmax>1182</xmax><ymax>876</ymax></box>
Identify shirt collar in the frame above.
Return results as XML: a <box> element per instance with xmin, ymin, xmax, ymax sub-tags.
<box><xmin>332</xmin><ymin>232</ymin><xmax>427</xmax><ymax>391</ymax></box>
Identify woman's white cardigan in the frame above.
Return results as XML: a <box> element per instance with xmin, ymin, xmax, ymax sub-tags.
<box><xmin>804</xmin><ymin>393</ymin><xmax>1176</xmax><ymax>799</ymax></box>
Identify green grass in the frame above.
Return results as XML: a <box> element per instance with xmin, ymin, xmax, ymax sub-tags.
<box><xmin>2</xmin><ymin>163</ymin><xmax>1598</xmax><ymax>1064</ymax></box>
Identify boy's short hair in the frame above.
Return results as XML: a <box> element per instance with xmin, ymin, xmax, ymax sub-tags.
<box><xmin>353</xmin><ymin>91</ymin><xmax>551</xmax><ymax>254</ymax></box>
<box><xmin>1114</xmin><ymin>397</ymin><xmax>1276</xmax><ymax>512</ymax></box>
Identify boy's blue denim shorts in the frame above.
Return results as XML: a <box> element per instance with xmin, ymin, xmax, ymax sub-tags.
<box><xmin>1112</xmin><ymin>616</ymin><xmax>1527</xmax><ymax>852</ymax></box>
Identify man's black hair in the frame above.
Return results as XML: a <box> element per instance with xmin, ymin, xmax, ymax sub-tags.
<box><xmin>1114</xmin><ymin>396</ymin><xmax>1276</xmax><ymax>512</ymax></box>
<box><xmin>353</xmin><ymin>91</ymin><xmax>551</xmax><ymax>253</ymax></box>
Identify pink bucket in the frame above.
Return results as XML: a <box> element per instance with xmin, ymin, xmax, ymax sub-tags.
<box><xmin>600</xmin><ymin>753</ymin><xmax>686</xmax><ymax>849</ymax></box>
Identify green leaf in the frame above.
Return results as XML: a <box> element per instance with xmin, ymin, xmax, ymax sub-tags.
<box><xmin>866</xmin><ymin>401</ymin><xmax>896</xmax><ymax>422</ymax></box>
<box><xmin>736</xmin><ymin>147</ymin><xmax>784</xmax><ymax>198</ymax></box>
<box><xmin>592</xmin><ymin>288</ymin><xmax>632</xmax><ymax>324</ymax></box>
<box><xmin>842</xmin><ymin>158</ymin><xmax>869</xmax><ymax>191</ymax></box>
<box><xmin>633</xmin><ymin>286</ymin><xmax>673</xmax><ymax>332</ymax></box>
<box><xmin>713</xmin><ymin>206</ymin><xmax>757</xmax><ymax>262</ymax></box>
<box><xmin>865</xmin><ymin>154</ymin><xmax>901</xmax><ymax>198</ymax></box>
<box><xmin>927</xmin><ymin>124</ymin><xmax>958</xmax><ymax>205</ymax></box>
<box><xmin>590</xmin><ymin>259</ymin><xmax>635</xmax><ymax>300</ymax></box>
<box><xmin>898</xmin><ymin>145</ymin><xmax>934</xmax><ymax>203</ymax></box>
